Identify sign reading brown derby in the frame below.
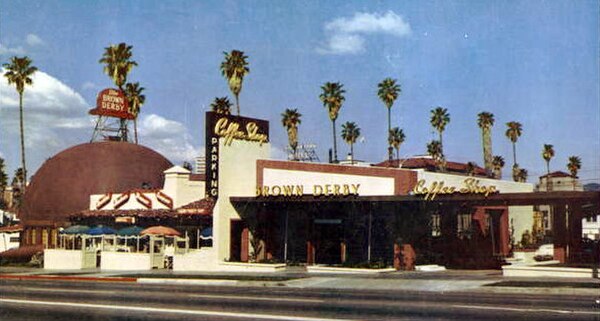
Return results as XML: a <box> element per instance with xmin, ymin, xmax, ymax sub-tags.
<box><xmin>89</xmin><ymin>88</ymin><xmax>134</xmax><ymax>119</ymax></box>
<box><xmin>205</xmin><ymin>112</ymin><xmax>269</xmax><ymax>199</ymax></box>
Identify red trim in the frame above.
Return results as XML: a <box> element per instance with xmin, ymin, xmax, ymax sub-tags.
<box><xmin>135</xmin><ymin>192</ymin><xmax>152</xmax><ymax>209</ymax></box>
<box><xmin>95</xmin><ymin>192</ymin><xmax>112</xmax><ymax>210</ymax></box>
<box><xmin>113</xmin><ymin>192</ymin><xmax>130</xmax><ymax>209</ymax></box>
<box><xmin>156</xmin><ymin>191</ymin><xmax>174</xmax><ymax>209</ymax></box>
<box><xmin>256</xmin><ymin>159</ymin><xmax>417</xmax><ymax>195</ymax></box>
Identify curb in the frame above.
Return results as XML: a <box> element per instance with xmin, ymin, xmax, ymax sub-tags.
<box><xmin>0</xmin><ymin>274</ymin><xmax>137</xmax><ymax>283</ymax></box>
<box><xmin>137</xmin><ymin>278</ymin><xmax>238</xmax><ymax>286</ymax></box>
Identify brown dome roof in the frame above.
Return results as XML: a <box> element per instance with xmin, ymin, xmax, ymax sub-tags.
<box><xmin>20</xmin><ymin>142</ymin><xmax>173</xmax><ymax>226</ymax></box>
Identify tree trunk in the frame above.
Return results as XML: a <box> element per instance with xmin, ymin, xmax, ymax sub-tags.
<box><xmin>512</xmin><ymin>142</ymin><xmax>517</xmax><ymax>166</ymax></box>
<box><xmin>332</xmin><ymin>119</ymin><xmax>338</xmax><ymax>163</ymax></box>
<box><xmin>350</xmin><ymin>142</ymin><xmax>354</xmax><ymax>165</ymax></box>
<box><xmin>134</xmin><ymin>118</ymin><xmax>138</xmax><ymax>144</ymax></box>
<box><xmin>18</xmin><ymin>93</ymin><xmax>27</xmax><ymax>191</ymax></box>
<box><xmin>387</xmin><ymin>107</ymin><xmax>392</xmax><ymax>161</ymax></box>
<box><xmin>482</xmin><ymin>127</ymin><xmax>492</xmax><ymax>176</ymax></box>
<box><xmin>235</xmin><ymin>94</ymin><xmax>240</xmax><ymax>116</ymax></box>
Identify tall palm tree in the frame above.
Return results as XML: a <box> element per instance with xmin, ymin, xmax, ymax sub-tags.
<box><xmin>319</xmin><ymin>82</ymin><xmax>345</xmax><ymax>163</ymax></box>
<box><xmin>477</xmin><ymin>112</ymin><xmax>495</xmax><ymax>175</ymax></box>
<box><xmin>341</xmin><ymin>121</ymin><xmax>360</xmax><ymax>165</ymax></box>
<box><xmin>505</xmin><ymin>121</ymin><xmax>522</xmax><ymax>167</ymax></box>
<box><xmin>210</xmin><ymin>97</ymin><xmax>233</xmax><ymax>115</ymax></box>
<box><xmin>3</xmin><ymin>56</ymin><xmax>37</xmax><ymax>190</ymax></box>
<box><xmin>492</xmin><ymin>155</ymin><xmax>505</xmax><ymax>179</ymax></box>
<box><xmin>542</xmin><ymin>144</ymin><xmax>555</xmax><ymax>191</ymax></box>
<box><xmin>281</xmin><ymin>108</ymin><xmax>302</xmax><ymax>161</ymax></box>
<box><xmin>430</xmin><ymin>107</ymin><xmax>450</xmax><ymax>155</ymax></box>
<box><xmin>220</xmin><ymin>50</ymin><xmax>249</xmax><ymax>115</ymax></box>
<box><xmin>99</xmin><ymin>43</ymin><xmax>137</xmax><ymax>90</ymax></box>
<box><xmin>99</xmin><ymin>43</ymin><xmax>137</xmax><ymax>142</ymax></box>
<box><xmin>427</xmin><ymin>140</ymin><xmax>445</xmax><ymax>171</ymax></box>
<box><xmin>377</xmin><ymin>78</ymin><xmax>401</xmax><ymax>161</ymax></box>
<box><xmin>125</xmin><ymin>82</ymin><xmax>145</xmax><ymax>144</ymax></box>
<box><xmin>388</xmin><ymin>127</ymin><xmax>406</xmax><ymax>161</ymax></box>
<box><xmin>567</xmin><ymin>156</ymin><xmax>582</xmax><ymax>189</ymax></box>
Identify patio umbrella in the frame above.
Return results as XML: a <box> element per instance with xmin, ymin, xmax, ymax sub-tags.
<box><xmin>140</xmin><ymin>225</ymin><xmax>181</xmax><ymax>237</ymax></box>
<box><xmin>117</xmin><ymin>226</ymin><xmax>144</xmax><ymax>236</ymax></box>
<box><xmin>62</xmin><ymin>225</ymin><xmax>90</xmax><ymax>235</ymax></box>
<box><xmin>200</xmin><ymin>227</ymin><xmax>213</xmax><ymax>240</ymax></box>
<box><xmin>87</xmin><ymin>225</ymin><xmax>117</xmax><ymax>235</ymax></box>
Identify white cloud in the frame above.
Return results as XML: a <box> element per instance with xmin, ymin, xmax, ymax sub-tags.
<box><xmin>316</xmin><ymin>34</ymin><xmax>365</xmax><ymax>55</ymax></box>
<box><xmin>0</xmin><ymin>43</ymin><xmax>25</xmax><ymax>56</ymax></box>
<box><xmin>25</xmin><ymin>34</ymin><xmax>44</xmax><ymax>47</ymax></box>
<box><xmin>81</xmin><ymin>81</ymin><xmax>98</xmax><ymax>91</ymax></box>
<box><xmin>138</xmin><ymin>114</ymin><xmax>203</xmax><ymax>165</ymax></box>
<box><xmin>0</xmin><ymin>69</ymin><xmax>93</xmax><ymax>176</ymax></box>
<box><xmin>317</xmin><ymin>11</ymin><xmax>411</xmax><ymax>55</ymax></box>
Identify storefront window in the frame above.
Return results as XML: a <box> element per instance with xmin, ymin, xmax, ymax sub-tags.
<box><xmin>431</xmin><ymin>214</ymin><xmax>441</xmax><ymax>237</ymax></box>
<box><xmin>457</xmin><ymin>214</ymin><xmax>472</xmax><ymax>239</ymax></box>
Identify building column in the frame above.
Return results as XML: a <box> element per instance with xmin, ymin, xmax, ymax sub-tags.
<box><xmin>552</xmin><ymin>204</ymin><xmax>567</xmax><ymax>263</ymax></box>
<box><xmin>499</xmin><ymin>208</ymin><xmax>510</xmax><ymax>256</ymax></box>
<box><xmin>306</xmin><ymin>216</ymin><xmax>315</xmax><ymax>265</ymax></box>
<box><xmin>567</xmin><ymin>203</ymin><xmax>583</xmax><ymax>263</ymax></box>
<box><xmin>240</xmin><ymin>227</ymin><xmax>249</xmax><ymax>262</ymax></box>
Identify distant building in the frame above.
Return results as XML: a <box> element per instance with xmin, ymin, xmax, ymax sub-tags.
<box><xmin>194</xmin><ymin>156</ymin><xmax>206</xmax><ymax>175</ymax></box>
<box><xmin>535</xmin><ymin>171</ymin><xmax>583</xmax><ymax>233</ymax></box>
<box><xmin>583</xmin><ymin>215</ymin><xmax>600</xmax><ymax>240</ymax></box>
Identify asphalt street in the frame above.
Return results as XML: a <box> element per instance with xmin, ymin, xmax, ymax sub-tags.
<box><xmin>1</xmin><ymin>279</ymin><xmax>599</xmax><ymax>320</ymax></box>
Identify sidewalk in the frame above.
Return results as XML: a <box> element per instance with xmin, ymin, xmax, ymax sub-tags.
<box><xmin>1</xmin><ymin>266</ymin><xmax>598</xmax><ymax>296</ymax></box>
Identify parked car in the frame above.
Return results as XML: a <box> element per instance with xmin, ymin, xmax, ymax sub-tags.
<box><xmin>534</xmin><ymin>244</ymin><xmax>554</xmax><ymax>261</ymax></box>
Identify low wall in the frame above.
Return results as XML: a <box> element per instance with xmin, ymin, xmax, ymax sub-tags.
<box><xmin>502</xmin><ymin>264</ymin><xmax>597</xmax><ymax>278</ymax></box>
<box><xmin>307</xmin><ymin>266</ymin><xmax>396</xmax><ymax>274</ymax></box>
<box><xmin>220</xmin><ymin>261</ymin><xmax>287</xmax><ymax>273</ymax></box>
<box><xmin>173</xmin><ymin>248</ymin><xmax>220</xmax><ymax>271</ymax></box>
<box><xmin>44</xmin><ymin>249</ymin><xmax>96</xmax><ymax>270</ymax></box>
<box><xmin>101</xmin><ymin>252</ymin><xmax>153</xmax><ymax>270</ymax></box>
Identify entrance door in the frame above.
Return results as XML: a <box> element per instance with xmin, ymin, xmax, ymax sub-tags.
<box><xmin>314</xmin><ymin>219</ymin><xmax>342</xmax><ymax>265</ymax></box>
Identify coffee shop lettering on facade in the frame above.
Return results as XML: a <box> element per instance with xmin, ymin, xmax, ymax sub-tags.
<box><xmin>413</xmin><ymin>178</ymin><xmax>499</xmax><ymax>201</ymax></box>
<box><xmin>205</xmin><ymin>112</ymin><xmax>269</xmax><ymax>199</ymax></box>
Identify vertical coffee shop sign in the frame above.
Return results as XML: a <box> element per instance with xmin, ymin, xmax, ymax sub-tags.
<box><xmin>205</xmin><ymin>112</ymin><xmax>269</xmax><ymax>199</ymax></box>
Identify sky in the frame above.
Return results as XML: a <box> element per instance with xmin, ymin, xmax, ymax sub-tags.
<box><xmin>0</xmin><ymin>0</ymin><xmax>598</xmax><ymax>185</ymax></box>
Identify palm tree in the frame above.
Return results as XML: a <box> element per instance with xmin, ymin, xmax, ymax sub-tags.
<box><xmin>388</xmin><ymin>127</ymin><xmax>406</xmax><ymax>161</ymax></box>
<box><xmin>466</xmin><ymin>162</ymin><xmax>477</xmax><ymax>176</ymax></box>
<box><xmin>377</xmin><ymin>78</ymin><xmax>401</xmax><ymax>161</ymax></box>
<box><xmin>505</xmin><ymin>121</ymin><xmax>522</xmax><ymax>167</ymax></box>
<box><xmin>512</xmin><ymin>164</ymin><xmax>521</xmax><ymax>182</ymax></box>
<box><xmin>427</xmin><ymin>140</ymin><xmax>445</xmax><ymax>171</ymax></box>
<box><xmin>492</xmin><ymin>155</ymin><xmax>505</xmax><ymax>179</ymax></box>
<box><xmin>220</xmin><ymin>50</ymin><xmax>249</xmax><ymax>115</ymax></box>
<box><xmin>319</xmin><ymin>82</ymin><xmax>345</xmax><ymax>163</ymax></box>
<box><xmin>477</xmin><ymin>112</ymin><xmax>495</xmax><ymax>176</ymax></box>
<box><xmin>567</xmin><ymin>156</ymin><xmax>582</xmax><ymax>178</ymax></box>
<box><xmin>281</xmin><ymin>108</ymin><xmax>302</xmax><ymax>161</ymax></box>
<box><xmin>210</xmin><ymin>97</ymin><xmax>233</xmax><ymax>115</ymax></box>
<box><xmin>430</xmin><ymin>107</ymin><xmax>450</xmax><ymax>155</ymax></box>
<box><xmin>517</xmin><ymin>168</ymin><xmax>528</xmax><ymax>183</ymax></box>
<box><xmin>542</xmin><ymin>144</ymin><xmax>555</xmax><ymax>191</ymax></box>
<box><xmin>125</xmin><ymin>82</ymin><xmax>145</xmax><ymax>144</ymax></box>
<box><xmin>99</xmin><ymin>43</ymin><xmax>137</xmax><ymax>90</ymax></box>
<box><xmin>3</xmin><ymin>56</ymin><xmax>37</xmax><ymax>190</ymax></box>
<box><xmin>99</xmin><ymin>43</ymin><xmax>137</xmax><ymax>142</ymax></box>
<box><xmin>567</xmin><ymin>156</ymin><xmax>582</xmax><ymax>189</ymax></box>
<box><xmin>341</xmin><ymin>121</ymin><xmax>360</xmax><ymax>165</ymax></box>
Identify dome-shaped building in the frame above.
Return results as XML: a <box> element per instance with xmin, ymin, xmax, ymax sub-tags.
<box><xmin>20</xmin><ymin>142</ymin><xmax>173</xmax><ymax>247</ymax></box>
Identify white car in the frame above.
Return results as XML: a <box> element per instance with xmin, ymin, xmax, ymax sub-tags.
<box><xmin>534</xmin><ymin>244</ymin><xmax>554</xmax><ymax>257</ymax></box>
